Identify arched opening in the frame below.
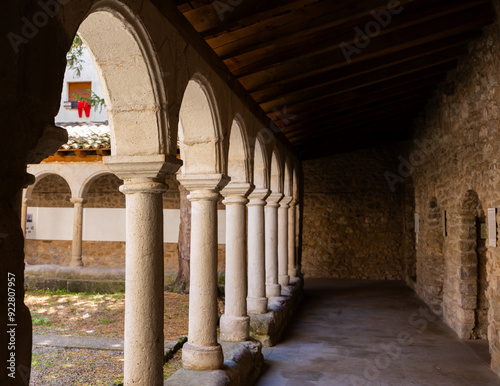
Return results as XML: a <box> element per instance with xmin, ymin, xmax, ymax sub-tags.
<box><xmin>270</xmin><ymin>149</ymin><xmax>283</xmax><ymax>195</ymax></box>
<box><xmin>228</xmin><ymin>117</ymin><xmax>250</xmax><ymax>184</ymax></box>
<box><xmin>253</xmin><ymin>137</ymin><xmax>268</xmax><ymax>191</ymax></box>
<box><xmin>77</xmin><ymin>5</ymin><xmax>169</xmax><ymax>157</ymax></box>
<box><xmin>25</xmin><ymin>174</ymin><xmax>72</xmax><ymax>265</ymax></box>
<box><xmin>178</xmin><ymin>77</ymin><xmax>223</xmax><ymax>175</ymax></box>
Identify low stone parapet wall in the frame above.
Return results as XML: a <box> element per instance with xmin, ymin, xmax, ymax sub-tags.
<box><xmin>24</xmin><ymin>264</ymin><xmax>179</xmax><ymax>293</ymax></box>
<box><xmin>249</xmin><ymin>277</ymin><xmax>304</xmax><ymax>347</ymax></box>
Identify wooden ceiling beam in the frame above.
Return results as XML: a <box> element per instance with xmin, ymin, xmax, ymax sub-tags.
<box><xmin>228</xmin><ymin>0</ymin><xmax>491</xmax><ymax>78</ymax></box>
<box><xmin>182</xmin><ymin>0</ymin><xmax>315</xmax><ymax>36</ymax></box>
<box><xmin>250</xmin><ymin>32</ymin><xmax>477</xmax><ymax>102</ymax></box>
<box><xmin>270</xmin><ymin>62</ymin><xmax>454</xmax><ymax>122</ymax></box>
<box><xmin>237</xmin><ymin>6</ymin><xmax>492</xmax><ymax>90</ymax></box>
<box><xmin>259</xmin><ymin>45</ymin><xmax>464</xmax><ymax>112</ymax></box>
<box><xmin>209</xmin><ymin>0</ymin><xmax>418</xmax><ymax>57</ymax></box>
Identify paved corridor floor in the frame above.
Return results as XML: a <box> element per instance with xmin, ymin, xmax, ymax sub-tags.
<box><xmin>256</xmin><ymin>279</ymin><xmax>500</xmax><ymax>386</ymax></box>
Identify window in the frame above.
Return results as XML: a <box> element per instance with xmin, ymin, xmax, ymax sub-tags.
<box><xmin>67</xmin><ymin>82</ymin><xmax>91</xmax><ymax>109</ymax></box>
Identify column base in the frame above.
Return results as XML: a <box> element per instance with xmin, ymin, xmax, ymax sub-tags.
<box><xmin>279</xmin><ymin>274</ymin><xmax>290</xmax><ymax>287</ymax></box>
<box><xmin>182</xmin><ymin>342</ymin><xmax>223</xmax><ymax>370</ymax></box>
<box><xmin>69</xmin><ymin>258</ymin><xmax>84</xmax><ymax>267</ymax></box>
<box><xmin>247</xmin><ymin>297</ymin><xmax>268</xmax><ymax>314</ymax></box>
<box><xmin>266</xmin><ymin>283</ymin><xmax>281</xmax><ymax>298</ymax></box>
<box><xmin>220</xmin><ymin>315</ymin><xmax>250</xmax><ymax>342</ymax></box>
<box><xmin>288</xmin><ymin>268</ymin><xmax>297</xmax><ymax>279</ymax></box>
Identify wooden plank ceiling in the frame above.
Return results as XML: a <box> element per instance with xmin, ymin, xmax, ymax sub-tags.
<box><xmin>175</xmin><ymin>0</ymin><xmax>494</xmax><ymax>160</ymax></box>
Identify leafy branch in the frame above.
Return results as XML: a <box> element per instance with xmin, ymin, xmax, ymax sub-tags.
<box><xmin>73</xmin><ymin>90</ymin><xmax>106</xmax><ymax>113</ymax></box>
<box><xmin>67</xmin><ymin>35</ymin><xmax>85</xmax><ymax>77</ymax></box>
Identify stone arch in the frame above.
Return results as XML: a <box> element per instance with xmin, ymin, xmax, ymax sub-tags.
<box><xmin>451</xmin><ymin>190</ymin><xmax>489</xmax><ymax>340</ymax></box>
<box><xmin>84</xmin><ymin>173</ymin><xmax>124</xmax><ymax>209</ymax></box>
<box><xmin>253</xmin><ymin>134</ymin><xmax>269</xmax><ymax>190</ymax></box>
<box><xmin>78</xmin><ymin>170</ymin><xmax>121</xmax><ymax>200</ymax></box>
<box><xmin>270</xmin><ymin>148</ymin><xmax>283</xmax><ymax>195</ymax></box>
<box><xmin>284</xmin><ymin>157</ymin><xmax>293</xmax><ymax>197</ymax></box>
<box><xmin>178</xmin><ymin>75</ymin><xmax>224</xmax><ymax>175</ymax></box>
<box><xmin>77</xmin><ymin>2</ymin><xmax>169</xmax><ymax>156</ymax></box>
<box><xmin>227</xmin><ymin>115</ymin><xmax>251</xmax><ymax>184</ymax></box>
<box><xmin>24</xmin><ymin>172</ymin><xmax>71</xmax><ymax>202</ymax></box>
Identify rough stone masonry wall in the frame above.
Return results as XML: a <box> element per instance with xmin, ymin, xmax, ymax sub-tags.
<box><xmin>301</xmin><ymin>146</ymin><xmax>405</xmax><ymax>280</ymax></box>
<box><xmin>406</xmin><ymin>3</ymin><xmax>500</xmax><ymax>375</ymax></box>
<box><xmin>26</xmin><ymin>171</ymin><xmax>226</xmax><ymax>270</ymax></box>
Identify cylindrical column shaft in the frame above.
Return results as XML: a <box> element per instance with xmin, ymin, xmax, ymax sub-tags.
<box><xmin>220</xmin><ymin>190</ymin><xmax>250</xmax><ymax>342</ymax></box>
<box><xmin>70</xmin><ymin>198</ymin><xmax>86</xmax><ymax>267</ymax></box>
<box><xmin>247</xmin><ymin>190</ymin><xmax>269</xmax><ymax>314</ymax></box>
<box><xmin>21</xmin><ymin>198</ymin><xmax>28</xmax><ymax>237</ymax></box>
<box><xmin>265</xmin><ymin>193</ymin><xmax>282</xmax><ymax>297</ymax></box>
<box><xmin>278</xmin><ymin>197</ymin><xmax>291</xmax><ymax>287</ymax></box>
<box><xmin>288</xmin><ymin>202</ymin><xmax>297</xmax><ymax>279</ymax></box>
<box><xmin>122</xmin><ymin>182</ymin><xmax>166</xmax><ymax>386</ymax></box>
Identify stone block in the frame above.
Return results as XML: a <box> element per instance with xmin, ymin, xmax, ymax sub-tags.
<box><xmin>459</xmin><ymin>281</ymin><xmax>477</xmax><ymax>296</ymax></box>
<box><xmin>460</xmin><ymin>295</ymin><xmax>477</xmax><ymax>310</ymax></box>
<box><xmin>459</xmin><ymin>266</ymin><xmax>477</xmax><ymax>280</ymax></box>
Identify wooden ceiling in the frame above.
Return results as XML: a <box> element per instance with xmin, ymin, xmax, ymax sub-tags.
<box><xmin>175</xmin><ymin>0</ymin><xmax>494</xmax><ymax>160</ymax></box>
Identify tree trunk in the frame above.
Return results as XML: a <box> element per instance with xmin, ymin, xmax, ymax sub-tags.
<box><xmin>173</xmin><ymin>183</ymin><xmax>191</xmax><ymax>293</ymax></box>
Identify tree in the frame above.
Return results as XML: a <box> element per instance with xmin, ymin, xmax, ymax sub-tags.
<box><xmin>172</xmin><ymin>184</ymin><xmax>191</xmax><ymax>293</ymax></box>
<box><xmin>67</xmin><ymin>35</ymin><xmax>85</xmax><ymax>77</ymax></box>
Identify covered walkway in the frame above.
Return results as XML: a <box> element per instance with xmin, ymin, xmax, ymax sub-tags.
<box><xmin>257</xmin><ymin>279</ymin><xmax>500</xmax><ymax>385</ymax></box>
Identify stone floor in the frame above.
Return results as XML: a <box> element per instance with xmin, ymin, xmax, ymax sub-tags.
<box><xmin>256</xmin><ymin>278</ymin><xmax>500</xmax><ymax>386</ymax></box>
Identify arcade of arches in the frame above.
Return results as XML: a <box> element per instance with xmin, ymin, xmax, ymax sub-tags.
<box><xmin>4</xmin><ymin>0</ymin><xmax>500</xmax><ymax>385</ymax></box>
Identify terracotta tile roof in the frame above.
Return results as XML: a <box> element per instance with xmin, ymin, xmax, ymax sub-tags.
<box><xmin>58</xmin><ymin>122</ymin><xmax>110</xmax><ymax>150</ymax></box>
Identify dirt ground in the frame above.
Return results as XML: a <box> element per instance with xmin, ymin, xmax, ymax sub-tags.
<box><xmin>26</xmin><ymin>289</ymin><xmax>189</xmax><ymax>385</ymax></box>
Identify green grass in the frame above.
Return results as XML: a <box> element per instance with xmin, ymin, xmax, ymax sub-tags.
<box><xmin>32</xmin><ymin>317</ymin><xmax>52</xmax><ymax>326</ymax></box>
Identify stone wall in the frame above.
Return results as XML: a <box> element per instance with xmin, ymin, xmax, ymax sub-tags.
<box><xmin>30</xmin><ymin>174</ymin><xmax>72</xmax><ymax>208</ymax></box>
<box><xmin>405</xmin><ymin>4</ymin><xmax>500</xmax><ymax>375</ymax></box>
<box><xmin>25</xmin><ymin>239</ymin><xmax>226</xmax><ymax>271</ymax></box>
<box><xmin>301</xmin><ymin>146</ymin><xmax>405</xmax><ymax>280</ymax></box>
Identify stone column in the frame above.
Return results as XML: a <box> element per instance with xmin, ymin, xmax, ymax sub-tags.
<box><xmin>20</xmin><ymin>198</ymin><xmax>28</xmax><ymax>237</ymax></box>
<box><xmin>220</xmin><ymin>183</ymin><xmax>253</xmax><ymax>341</ymax></box>
<box><xmin>70</xmin><ymin>198</ymin><xmax>86</xmax><ymax>267</ymax></box>
<box><xmin>247</xmin><ymin>189</ymin><xmax>270</xmax><ymax>314</ymax></box>
<box><xmin>177</xmin><ymin>174</ymin><xmax>229</xmax><ymax>370</ymax></box>
<box><xmin>105</xmin><ymin>155</ymin><xmax>181</xmax><ymax>386</ymax></box>
<box><xmin>278</xmin><ymin>196</ymin><xmax>292</xmax><ymax>287</ymax></box>
<box><xmin>288</xmin><ymin>200</ymin><xmax>298</xmax><ymax>279</ymax></box>
<box><xmin>265</xmin><ymin>192</ymin><xmax>283</xmax><ymax>297</ymax></box>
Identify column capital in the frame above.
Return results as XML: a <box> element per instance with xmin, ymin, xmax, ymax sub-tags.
<box><xmin>266</xmin><ymin>191</ymin><xmax>284</xmax><ymax>205</ymax></box>
<box><xmin>103</xmin><ymin>154</ymin><xmax>182</xmax><ymax>181</ymax></box>
<box><xmin>120</xmin><ymin>181</ymin><xmax>168</xmax><ymax>195</ymax></box>
<box><xmin>221</xmin><ymin>182</ymin><xmax>254</xmax><ymax>203</ymax></box>
<box><xmin>70</xmin><ymin>197</ymin><xmax>87</xmax><ymax>205</ymax></box>
<box><xmin>177</xmin><ymin>173</ymin><xmax>230</xmax><ymax>201</ymax></box>
<box><xmin>248</xmin><ymin>188</ymin><xmax>270</xmax><ymax>202</ymax></box>
<box><xmin>177</xmin><ymin>173</ymin><xmax>230</xmax><ymax>191</ymax></box>
<box><xmin>280</xmin><ymin>195</ymin><xmax>293</xmax><ymax>207</ymax></box>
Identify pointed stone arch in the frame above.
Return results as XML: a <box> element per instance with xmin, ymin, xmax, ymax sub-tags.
<box><xmin>270</xmin><ymin>148</ymin><xmax>283</xmax><ymax>195</ymax></box>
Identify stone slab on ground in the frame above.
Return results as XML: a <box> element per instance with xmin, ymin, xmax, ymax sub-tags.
<box><xmin>33</xmin><ymin>334</ymin><xmax>124</xmax><ymax>351</ymax></box>
<box><xmin>249</xmin><ymin>277</ymin><xmax>303</xmax><ymax>347</ymax></box>
<box><xmin>165</xmin><ymin>341</ymin><xmax>264</xmax><ymax>386</ymax></box>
